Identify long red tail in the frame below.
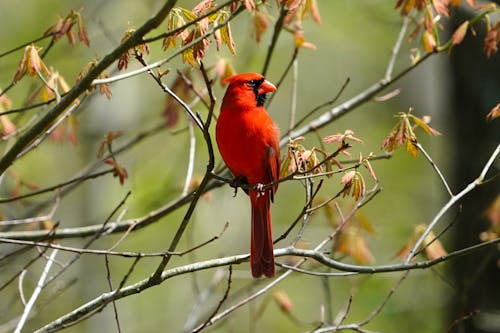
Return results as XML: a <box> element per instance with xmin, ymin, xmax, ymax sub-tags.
<box><xmin>250</xmin><ymin>191</ymin><xmax>275</xmax><ymax>278</ymax></box>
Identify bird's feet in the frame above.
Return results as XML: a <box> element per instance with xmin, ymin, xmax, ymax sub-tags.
<box><xmin>230</xmin><ymin>176</ymin><xmax>248</xmax><ymax>197</ymax></box>
<box><xmin>254</xmin><ymin>183</ymin><xmax>266</xmax><ymax>197</ymax></box>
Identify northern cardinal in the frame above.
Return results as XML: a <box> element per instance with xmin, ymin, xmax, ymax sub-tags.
<box><xmin>216</xmin><ymin>73</ymin><xmax>280</xmax><ymax>278</ymax></box>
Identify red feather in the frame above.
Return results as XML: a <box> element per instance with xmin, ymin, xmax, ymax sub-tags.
<box><xmin>216</xmin><ymin>73</ymin><xmax>279</xmax><ymax>278</ymax></box>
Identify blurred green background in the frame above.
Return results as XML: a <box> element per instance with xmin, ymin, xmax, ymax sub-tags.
<box><xmin>0</xmin><ymin>1</ymin><xmax>496</xmax><ymax>332</ymax></box>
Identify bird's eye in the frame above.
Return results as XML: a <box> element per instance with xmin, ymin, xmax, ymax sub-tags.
<box><xmin>247</xmin><ymin>80</ymin><xmax>258</xmax><ymax>87</ymax></box>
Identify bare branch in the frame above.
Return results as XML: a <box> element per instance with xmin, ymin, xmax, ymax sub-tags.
<box><xmin>404</xmin><ymin>144</ymin><xmax>500</xmax><ymax>264</ymax></box>
<box><xmin>15</xmin><ymin>249</ymin><xmax>58</xmax><ymax>333</ymax></box>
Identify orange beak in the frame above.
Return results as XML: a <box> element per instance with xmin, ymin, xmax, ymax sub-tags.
<box><xmin>258</xmin><ymin>79</ymin><xmax>277</xmax><ymax>95</ymax></box>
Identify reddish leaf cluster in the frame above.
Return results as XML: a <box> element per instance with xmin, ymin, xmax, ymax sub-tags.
<box><xmin>395</xmin><ymin>0</ymin><xmax>476</xmax><ymax>17</ymax></box>
<box><xmin>163</xmin><ymin>3</ymin><xmax>236</xmax><ymax>66</ymax></box>
<box><xmin>381</xmin><ymin>109</ymin><xmax>441</xmax><ymax>157</ymax></box>
<box><xmin>323</xmin><ymin>129</ymin><xmax>363</xmax><ymax>158</ymax></box>
<box><xmin>11</xmin><ymin>43</ymin><xmax>84</xmax><ymax>145</ymax></box>
<box><xmin>117</xmin><ymin>27</ymin><xmax>151</xmax><ymax>71</ymax></box>
<box><xmin>484</xmin><ymin>21</ymin><xmax>500</xmax><ymax>58</ymax></box>
<box><xmin>44</xmin><ymin>9</ymin><xmax>90</xmax><ymax>47</ymax></box>
<box><xmin>252</xmin><ymin>0</ymin><xmax>321</xmax><ymax>49</ymax></box>
<box><xmin>280</xmin><ymin>137</ymin><xmax>325</xmax><ymax>178</ymax></box>
<box><xmin>397</xmin><ymin>0</ymin><xmax>499</xmax><ymax>58</ymax></box>
<box><xmin>97</xmin><ymin>132</ymin><xmax>129</xmax><ymax>186</ymax></box>
<box><xmin>340</xmin><ymin>171</ymin><xmax>366</xmax><ymax>201</ymax></box>
<box><xmin>97</xmin><ymin>131</ymin><xmax>124</xmax><ymax>159</ymax></box>
<box><xmin>104</xmin><ymin>158</ymin><xmax>129</xmax><ymax>185</ymax></box>
<box><xmin>279</xmin><ymin>0</ymin><xmax>321</xmax><ymax>25</ymax></box>
<box><xmin>13</xmin><ymin>45</ymin><xmax>50</xmax><ymax>83</ymax></box>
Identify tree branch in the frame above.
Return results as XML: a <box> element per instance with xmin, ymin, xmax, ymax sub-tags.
<box><xmin>0</xmin><ymin>0</ymin><xmax>179</xmax><ymax>175</ymax></box>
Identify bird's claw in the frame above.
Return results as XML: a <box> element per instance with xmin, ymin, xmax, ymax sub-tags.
<box><xmin>230</xmin><ymin>177</ymin><xmax>248</xmax><ymax>197</ymax></box>
<box><xmin>255</xmin><ymin>183</ymin><xmax>265</xmax><ymax>197</ymax></box>
<box><xmin>229</xmin><ymin>178</ymin><xmax>239</xmax><ymax>197</ymax></box>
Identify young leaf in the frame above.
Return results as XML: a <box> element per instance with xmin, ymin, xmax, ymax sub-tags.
<box><xmin>0</xmin><ymin>91</ymin><xmax>13</xmax><ymax>110</ymax></box>
<box><xmin>104</xmin><ymin>158</ymin><xmax>129</xmax><ymax>185</ymax></box>
<box><xmin>273</xmin><ymin>291</ymin><xmax>293</xmax><ymax>314</ymax></box>
<box><xmin>253</xmin><ymin>10</ymin><xmax>269</xmax><ymax>43</ymax></box>
<box><xmin>486</xmin><ymin>102</ymin><xmax>500</xmax><ymax>121</ymax></box>
<box><xmin>242</xmin><ymin>0</ymin><xmax>256</xmax><ymax>11</ymax></box>
<box><xmin>397</xmin><ymin>224</ymin><xmax>447</xmax><ymax>261</ymax></box>
<box><xmin>452</xmin><ymin>21</ymin><xmax>469</xmax><ymax>47</ymax></box>
<box><xmin>219</xmin><ymin>20</ymin><xmax>236</xmax><ymax>55</ymax></box>
<box><xmin>192</xmin><ymin>0</ymin><xmax>213</xmax><ymax>15</ymax></box>
<box><xmin>305</xmin><ymin>0</ymin><xmax>322</xmax><ymax>25</ymax></box>
<box><xmin>214</xmin><ymin>58</ymin><xmax>236</xmax><ymax>85</ymax></box>
<box><xmin>0</xmin><ymin>115</ymin><xmax>16</xmax><ymax>136</ymax></box>
<box><xmin>13</xmin><ymin>45</ymin><xmax>50</xmax><ymax>82</ymax></box>
<box><xmin>409</xmin><ymin>114</ymin><xmax>442</xmax><ymax>136</ymax></box>
<box><xmin>76</xmin><ymin>11</ymin><xmax>90</xmax><ymax>46</ymax></box>
<box><xmin>294</xmin><ymin>28</ymin><xmax>317</xmax><ymax>50</ymax></box>
<box><xmin>422</xmin><ymin>30</ymin><xmax>437</xmax><ymax>53</ymax></box>
<box><xmin>334</xmin><ymin>226</ymin><xmax>375</xmax><ymax>264</ymax></box>
<box><xmin>484</xmin><ymin>21</ymin><xmax>499</xmax><ymax>58</ymax></box>
<box><xmin>97</xmin><ymin>131</ymin><xmax>124</xmax><ymax>159</ymax></box>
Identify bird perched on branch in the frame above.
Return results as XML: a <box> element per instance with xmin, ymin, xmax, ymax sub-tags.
<box><xmin>216</xmin><ymin>73</ymin><xmax>280</xmax><ymax>278</ymax></box>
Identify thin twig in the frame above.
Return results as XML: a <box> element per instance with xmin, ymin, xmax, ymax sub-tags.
<box><xmin>14</xmin><ymin>249</ymin><xmax>58</xmax><ymax>333</ymax></box>
<box><xmin>105</xmin><ymin>255</ymin><xmax>122</xmax><ymax>333</ymax></box>
<box><xmin>43</xmin><ymin>191</ymin><xmax>132</xmax><ymax>287</ymax></box>
<box><xmin>148</xmin><ymin>62</ymin><xmax>218</xmax><ymax>283</ymax></box>
<box><xmin>262</xmin><ymin>5</ymin><xmax>288</xmax><ymax>76</ymax></box>
<box><xmin>288</xmin><ymin>56</ymin><xmax>299</xmax><ymax>132</ymax></box>
<box><xmin>0</xmin><ymin>169</ymin><xmax>114</xmax><ymax>204</ymax></box>
<box><xmin>289</xmin><ymin>77</ymin><xmax>350</xmax><ymax>136</ymax></box>
<box><xmin>292</xmin><ymin>177</ymin><xmax>314</xmax><ymax>245</ymax></box>
<box><xmin>0</xmin><ymin>197</ymin><xmax>59</xmax><ymax>226</ymax></box>
<box><xmin>91</xmin><ymin>4</ymin><xmax>243</xmax><ymax>89</ymax></box>
<box><xmin>17</xmin><ymin>96</ymin><xmax>83</xmax><ymax>160</ymax></box>
<box><xmin>183</xmin><ymin>268</ymin><xmax>227</xmax><ymax>331</ymax></box>
<box><xmin>282</xmin><ymin>52</ymin><xmax>433</xmax><ymax>147</ymax></box>
<box><xmin>275</xmin><ymin>263</ymin><xmax>356</xmax><ymax>277</ymax></box>
<box><xmin>334</xmin><ymin>295</ymin><xmax>353</xmax><ymax>329</ymax></box>
<box><xmin>183</xmin><ymin>120</ymin><xmax>196</xmax><ymax>195</ymax></box>
<box><xmin>414</xmin><ymin>141</ymin><xmax>453</xmax><ymax>196</ymax></box>
<box><xmin>0</xmin><ymin>0</ymin><xmax>179</xmax><ymax>175</ymax></box>
<box><xmin>32</xmin><ymin>236</ymin><xmax>500</xmax><ymax>332</ymax></box>
<box><xmin>0</xmin><ymin>33</ymin><xmax>56</xmax><ymax>59</ymax></box>
<box><xmin>0</xmin><ymin>224</ymin><xmax>228</xmax><ymax>258</ymax></box>
<box><xmin>192</xmin><ymin>266</ymin><xmax>233</xmax><ymax>333</ymax></box>
<box><xmin>18</xmin><ymin>270</ymin><xmax>28</xmax><ymax>306</ymax></box>
<box><xmin>357</xmin><ymin>271</ymin><xmax>409</xmax><ymax>327</ymax></box>
<box><xmin>192</xmin><ymin>187</ymin><xmax>380</xmax><ymax>330</ymax></box>
<box><xmin>404</xmin><ymin>144</ymin><xmax>500</xmax><ymax>264</ymax></box>
<box><xmin>274</xmin><ymin>180</ymin><xmax>323</xmax><ymax>244</ymax></box>
<box><xmin>384</xmin><ymin>16</ymin><xmax>410</xmax><ymax>82</ymax></box>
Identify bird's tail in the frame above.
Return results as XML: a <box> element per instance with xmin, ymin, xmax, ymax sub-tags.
<box><xmin>250</xmin><ymin>190</ymin><xmax>275</xmax><ymax>278</ymax></box>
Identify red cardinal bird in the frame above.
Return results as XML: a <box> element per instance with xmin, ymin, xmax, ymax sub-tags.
<box><xmin>216</xmin><ymin>73</ymin><xmax>280</xmax><ymax>278</ymax></box>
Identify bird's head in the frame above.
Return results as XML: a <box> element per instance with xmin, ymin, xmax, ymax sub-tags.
<box><xmin>222</xmin><ymin>73</ymin><xmax>276</xmax><ymax>108</ymax></box>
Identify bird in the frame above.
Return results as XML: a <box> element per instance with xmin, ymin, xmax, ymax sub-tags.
<box><xmin>215</xmin><ymin>73</ymin><xmax>280</xmax><ymax>278</ymax></box>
